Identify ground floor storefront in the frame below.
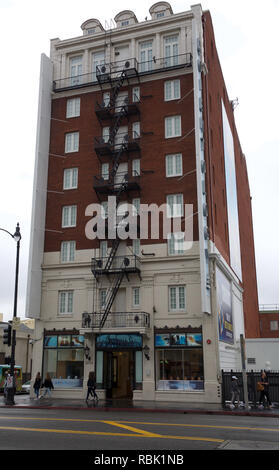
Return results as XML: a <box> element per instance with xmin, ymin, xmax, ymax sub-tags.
<box><xmin>40</xmin><ymin>326</ymin><xmax>219</xmax><ymax>403</ymax></box>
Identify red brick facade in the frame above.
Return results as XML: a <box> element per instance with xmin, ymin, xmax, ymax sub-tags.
<box><xmin>202</xmin><ymin>11</ymin><xmax>260</xmax><ymax>338</ymax></box>
<box><xmin>45</xmin><ymin>73</ymin><xmax>199</xmax><ymax>252</ymax></box>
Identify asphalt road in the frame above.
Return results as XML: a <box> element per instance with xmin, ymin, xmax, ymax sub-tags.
<box><xmin>1</xmin><ymin>407</ymin><xmax>279</xmax><ymax>453</ymax></box>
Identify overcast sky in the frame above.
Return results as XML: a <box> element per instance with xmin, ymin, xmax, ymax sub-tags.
<box><xmin>0</xmin><ymin>0</ymin><xmax>278</xmax><ymax>322</ymax></box>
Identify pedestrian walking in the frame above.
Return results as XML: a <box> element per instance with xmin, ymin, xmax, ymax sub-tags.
<box><xmin>41</xmin><ymin>373</ymin><xmax>54</xmax><ymax>398</ymax></box>
<box><xmin>86</xmin><ymin>371</ymin><xmax>98</xmax><ymax>402</ymax></box>
<box><xmin>258</xmin><ymin>370</ymin><xmax>272</xmax><ymax>409</ymax></box>
<box><xmin>33</xmin><ymin>372</ymin><xmax>42</xmax><ymax>399</ymax></box>
<box><xmin>230</xmin><ymin>376</ymin><xmax>240</xmax><ymax>408</ymax></box>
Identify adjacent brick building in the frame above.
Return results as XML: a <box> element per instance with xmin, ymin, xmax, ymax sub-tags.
<box><xmin>26</xmin><ymin>2</ymin><xmax>260</xmax><ymax>403</ymax></box>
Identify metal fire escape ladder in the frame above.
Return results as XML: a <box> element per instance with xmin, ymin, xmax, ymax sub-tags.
<box><xmin>97</xmin><ymin>64</ymin><xmax>134</xmax><ymax>329</ymax></box>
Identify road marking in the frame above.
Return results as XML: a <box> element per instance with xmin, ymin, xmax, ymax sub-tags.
<box><xmin>102</xmin><ymin>420</ymin><xmax>162</xmax><ymax>437</ymax></box>
<box><xmin>0</xmin><ymin>416</ymin><xmax>278</xmax><ymax>434</ymax></box>
<box><xmin>0</xmin><ymin>425</ymin><xmax>224</xmax><ymax>443</ymax></box>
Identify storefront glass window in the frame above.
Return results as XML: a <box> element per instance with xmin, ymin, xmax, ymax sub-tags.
<box><xmin>43</xmin><ymin>333</ymin><xmax>84</xmax><ymax>388</ymax></box>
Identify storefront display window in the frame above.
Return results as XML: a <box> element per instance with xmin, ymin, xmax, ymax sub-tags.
<box><xmin>43</xmin><ymin>333</ymin><xmax>84</xmax><ymax>388</ymax></box>
<box><xmin>155</xmin><ymin>330</ymin><xmax>204</xmax><ymax>391</ymax></box>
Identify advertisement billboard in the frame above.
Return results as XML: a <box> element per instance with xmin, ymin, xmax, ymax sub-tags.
<box><xmin>222</xmin><ymin>101</ymin><xmax>242</xmax><ymax>281</ymax></box>
<box><xmin>217</xmin><ymin>267</ymin><xmax>234</xmax><ymax>344</ymax></box>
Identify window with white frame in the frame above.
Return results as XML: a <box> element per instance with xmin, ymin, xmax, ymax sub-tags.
<box><xmin>102</xmin><ymin>126</ymin><xmax>110</xmax><ymax>143</ymax></box>
<box><xmin>166</xmin><ymin>194</ymin><xmax>183</xmax><ymax>218</ymax></box>
<box><xmin>132</xmin><ymin>86</ymin><xmax>140</xmax><ymax>102</ymax></box>
<box><xmin>132</xmin><ymin>159</ymin><xmax>140</xmax><ymax>176</ymax></box>
<box><xmin>165</xmin><ymin>116</ymin><xmax>181</xmax><ymax>138</ymax></box>
<box><xmin>167</xmin><ymin>232</ymin><xmax>184</xmax><ymax>255</ymax></box>
<box><xmin>59</xmin><ymin>291</ymin><xmax>73</xmax><ymax>315</ymax></box>
<box><xmin>164</xmin><ymin>35</ymin><xmax>179</xmax><ymax>67</ymax></box>
<box><xmin>132</xmin><ymin>197</ymin><xmax>140</xmax><ymax>216</ymax></box>
<box><xmin>100</xmin><ymin>289</ymin><xmax>107</xmax><ymax>310</ymax></box>
<box><xmin>101</xmin><ymin>163</ymin><xmax>109</xmax><ymax>180</ymax></box>
<box><xmin>169</xmin><ymin>286</ymin><xmax>186</xmax><ymax>311</ymax></box>
<box><xmin>61</xmin><ymin>241</ymin><xmax>76</xmax><ymax>262</ymax></box>
<box><xmin>139</xmin><ymin>40</ymin><xmax>153</xmax><ymax>72</ymax></box>
<box><xmin>70</xmin><ymin>56</ymin><xmax>82</xmax><ymax>86</ymax></box>
<box><xmin>103</xmin><ymin>92</ymin><xmax>110</xmax><ymax>107</ymax></box>
<box><xmin>101</xmin><ymin>201</ymin><xmax>108</xmax><ymax>219</ymax></box>
<box><xmin>132</xmin><ymin>239</ymin><xmax>140</xmax><ymax>256</ymax></box>
<box><xmin>270</xmin><ymin>321</ymin><xmax>279</xmax><ymax>331</ymax></box>
<box><xmin>100</xmin><ymin>241</ymin><xmax>108</xmax><ymax>258</ymax></box>
<box><xmin>66</xmin><ymin>98</ymin><xmax>81</xmax><ymax>118</ymax></box>
<box><xmin>63</xmin><ymin>168</ymin><xmax>78</xmax><ymax>189</ymax></box>
<box><xmin>65</xmin><ymin>132</ymin><xmax>79</xmax><ymax>153</ymax></box>
<box><xmin>166</xmin><ymin>154</ymin><xmax>182</xmax><ymax>177</ymax></box>
<box><xmin>92</xmin><ymin>51</ymin><xmax>105</xmax><ymax>81</ymax></box>
<box><xmin>132</xmin><ymin>287</ymin><xmax>140</xmax><ymax>307</ymax></box>
<box><xmin>62</xmin><ymin>205</ymin><xmax>77</xmax><ymax>227</ymax></box>
<box><xmin>132</xmin><ymin>121</ymin><xmax>140</xmax><ymax>139</ymax></box>
<box><xmin>164</xmin><ymin>80</ymin><xmax>180</xmax><ymax>101</ymax></box>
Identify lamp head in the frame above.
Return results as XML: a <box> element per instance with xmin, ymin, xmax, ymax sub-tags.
<box><xmin>13</xmin><ymin>223</ymin><xmax>21</xmax><ymax>243</ymax></box>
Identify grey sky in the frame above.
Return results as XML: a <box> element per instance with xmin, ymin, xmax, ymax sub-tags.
<box><xmin>0</xmin><ymin>0</ymin><xmax>278</xmax><ymax>322</ymax></box>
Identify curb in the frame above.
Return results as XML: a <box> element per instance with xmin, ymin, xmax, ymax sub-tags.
<box><xmin>1</xmin><ymin>404</ymin><xmax>279</xmax><ymax>418</ymax></box>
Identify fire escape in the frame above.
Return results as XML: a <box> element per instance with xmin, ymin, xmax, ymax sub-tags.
<box><xmin>92</xmin><ymin>60</ymin><xmax>141</xmax><ymax>329</ymax></box>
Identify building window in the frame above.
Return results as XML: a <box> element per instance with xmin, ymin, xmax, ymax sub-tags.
<box><xmin>103</xmin><ymin>92</ymin><xmax>110</xmax><ymax>107</ymax></box>
<box><xmin>62</xmin><ymin>205</ymin><xmax>77</xmax><ymax>228</ymax></box>
<box><xmin>92</xmin><ymin>51</ymin><xmax>105</xmax><ymax>81</ymax></box>
<box><xmin>63</xmin><ymin>168</ymin><xmax>78</xmax><ymax>189</ymax></box>
<box><xmin>139</xmin><ymin>40</ymin><xmax>153</xmax><ymax>72</ymax></box>
<box><xmin>165</xmin><ymin>116</ymin><xmax>181</xmax><ymax>138</ymax></box>
<box><xmin>121</xmin><ymin>20</ymin><xmax>129</xmax><ymax>27</ymax></box>
<box><xmin>133</xmin><ymin>239</ymin><xmax>140</xmax><ymax>256</ymax></box>
<box><xmin>43</xmin><ymin>333</ymin><xmax>84</xmax><ymax>388</ymax></box>
<box><xmin>70</xmin><ymin>56</ymin><xmax>82</xmax><ymax>86</ymax></box>
<box><xmin>166</xmin><ymin>154</ymin><xmax>182</xmax><ymax>177</ymax></box>
<box><xmin>169</xmin><ymin>286</ymin><xmax>186</xmax><ymax>311</ymax></box>
<box><xmin>87</xmin><ymin>28</ymin><xmax>95</xmax><ymax>35</ymax></box>
<box><xmin>101</xmin><ymin>201</ymin><xmax>108</xmax><ymax>219</ymax></box>
<box><xmin>132</xmin><ymin>287</ymin><xmax>140</xmax><ymax>307</ymax></box>
<box><xmin>164</xmin><ymin>35</ymin><xmax>179</xmax><ymax>67</ymax></box>
<box><xmin>59</xmin><ymin>291</ymin><xmax>73</xmax><ymax>314</ymax></box>
<box><xmin>132</xmin><ymin>86</ymin><xmax>140</xmax><ymax>102</ymax></box>
<box><xmin>65</xmin><ymin>132</ymin><xmax>79</xmax><ymax>153</ymax></box>
<box><xmin>164</xmin><ymin>80</ymin><xmax>180</xmax><ymax>101</ymax></box>
<box><xmin>61</xmin><ymin>241</ymin><xmax>75</xmax><ymax>263</ymax></box>
<box><xmin>100</xmin><ymin>289</ymin><xmax>107</xmax><ymax>310</ymax></box>
<box><xmin>100</xmin><ymin>241</ymin><xmax>108</xmax><ymax>258</ymax></box>
<box><xmin>132</xmin><ymin>198</ymin><xmax>140</xmax><ymax>216</ymax></box>
<box><xmin>132</xmin><ymin>122</ymin><xmax>140</xmax><ymax>139</ymax></box>
<box><xmin>101</xmin><ymin>163</ymin><xmax>109</xmax><ymax>180</ymax></box>
<box><xmin>270</xmin><ymin>321</ymin><xmax>278</xmax><ymax>331</ymax></box>
<box><xmin>66</xmin><ymin>98</ymin><xmax>80</xmax><ymax>118</ymax></box>
<box><xmin>132</xmin><ymin>159</ymin><xmax>140</xmax><ymax>176</ymax></box>
<box><xmin>166</xmin><ymin>194</ymin><xmax>183</xmax><ymax>218</ymax></box>
<box><xmin>156</xmin><ymin>12</ymin><xmax>165</xmax><ymax>18</ymax></box>
<box><xmin>102</xmin><ymin>126</ymin><xmax>110</xmax><ymax>143</ymax></box>
<box><xmin>167</xmin><ymin>233</ymin><xmax>184</xmax><ymax>255</ymax></box>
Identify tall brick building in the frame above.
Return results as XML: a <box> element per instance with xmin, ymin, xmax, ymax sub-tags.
<box><xmin>26</xmin><ymin>2</ymin><xmax>260</xmax><ymax>403</ymax></box>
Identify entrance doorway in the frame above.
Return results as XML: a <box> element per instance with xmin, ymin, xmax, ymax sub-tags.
<box><xmin>104</xmin><ymin>350</ymin><xmax>134</xmax><ymax>399</ymax></box>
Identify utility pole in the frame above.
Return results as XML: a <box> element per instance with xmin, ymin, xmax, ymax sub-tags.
<box><xmin>240</xmin><ymin>334</ymin><xmax>249</xmax><ymax>409</ymax></box>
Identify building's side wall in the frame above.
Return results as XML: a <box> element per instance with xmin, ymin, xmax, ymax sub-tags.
<box><xmin>25</xmin><ymin>54</ymin><xmax>53</xmax><ymax>320</ymax></box>
<box><xmin>259</xmin><ymin>312</ymin><xmax>279</xmax><ymax>338</ymax></box>
<box><xmin>246</xmin><ymin>338</ymin><xmax>279</xmax><ymax>371</ymax></box>
<box><xmin>202</xmin><ymin>11</ymin><xmax>260</xmax><ymax>338</ymax></box>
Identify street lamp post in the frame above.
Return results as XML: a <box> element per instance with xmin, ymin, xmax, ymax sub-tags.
<box><xmin>0</xmin><ymin>223</ymin><xmax>21</xmax><ymax>405</ymax></box>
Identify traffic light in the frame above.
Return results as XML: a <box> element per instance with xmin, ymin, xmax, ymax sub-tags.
<box><xmin>3</xmin><ymin>323</ymin><xmax>12</xmax><ymax>346</ymax></box>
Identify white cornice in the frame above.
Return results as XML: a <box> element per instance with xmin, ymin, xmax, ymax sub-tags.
<box><xmin>51</xmin><ymin>11</ymin><xmax>193</xmax><ymax>53</ymax></box>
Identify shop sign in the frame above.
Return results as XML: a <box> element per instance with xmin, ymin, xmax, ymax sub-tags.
<box><xmin>155</xmin><ymin>333</ymin><xmax>202</xmax><ymax>348</ymax></box>
<box><xmin>96</xmin><ymin>334</ymin><xmax>142</xmax><ymax>349</ymax></box>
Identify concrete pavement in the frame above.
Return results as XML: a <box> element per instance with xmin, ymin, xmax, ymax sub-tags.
<box><xmin>1</xmin><ymin>393</ymin><xmax>279</xmax><ymax>418</ymax></box>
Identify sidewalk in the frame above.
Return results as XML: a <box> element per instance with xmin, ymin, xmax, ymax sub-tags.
<box><xmin>1</xmin><ymin>394</ymin><xmax>279</xmax><ymax>417</ymax></box>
